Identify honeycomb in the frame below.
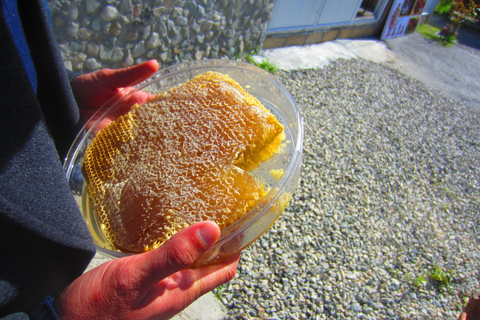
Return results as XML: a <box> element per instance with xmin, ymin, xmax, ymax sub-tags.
<box><xmin>82</xmin><ymin>71</ymin><xmax>285</xmax><ymax>253</ymax></box>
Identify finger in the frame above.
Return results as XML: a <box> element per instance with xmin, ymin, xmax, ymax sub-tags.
<box><xmin>116</xmin><ymin>89</ymin><xmax>156</xmax><ymax>107</ymax></box>
<box><xmin>98</xmin><ymin>59</ymin><xmax>159</xmax><ymax>88</ymax></box>
<box><xmin>137</xmin><ymin>253</ymin><xmax>240</xmax><ymax>317</ymax></box>
<box><xmin>157</xmin><ymin>253</ymin><xmax>240</xmax><ymax>292</ymax></box>
<box><xmin>127</xmin><ymin>221</ymin><xmax>222</xmax><ymax>300</ymax></box>
<box><xmin>176</xmin><ymin>253</ymin><xmax>240</xmax><ymax>293</ymax></box>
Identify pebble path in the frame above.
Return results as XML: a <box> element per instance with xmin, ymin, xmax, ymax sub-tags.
<box><xmin>214</xmin><ymin>58</ymin><xmax>480</xmax><ymax>319</ymax></box>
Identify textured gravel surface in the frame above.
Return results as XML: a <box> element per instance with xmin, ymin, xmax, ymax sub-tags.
<box><xmin>214</xmin><ymin>58</ymin><xmax>480</xmax><ymax>319</ymax></box>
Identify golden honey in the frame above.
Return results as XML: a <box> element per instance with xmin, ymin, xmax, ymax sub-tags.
<box><xmin>82</xmin><ymin>71</ymin><xmax>285</xmax><ymax>253</ymax></box>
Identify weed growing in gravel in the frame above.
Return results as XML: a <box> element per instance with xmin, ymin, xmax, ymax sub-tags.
<box><xmin>413</xmin><ymin>265</ymin><xmax>454</xmax><ymax>290</ymax></box>
<box><xmin>237</xmin><ymin>47</ymin><xmax>279</xmax><ymax>74</ymax></box>
<box><xmin>417</xmin><ymin>23</ymin><xmax>456</xmax><ymax>46</ymax></box>
<box><xmin>212</xmin><ymin>283</ymin><xmax>226</xmax><ymax>301</ymax></box>
<box><xmin>413</xmin><ymin>274</ymin><xmax>428</xmax><ymax>288</ymax></box>
<box><xmin>253</xmin><ymin>59</ymin><xmax>279</xmax><ymax>74</ymax></box>
<box><xmin>429</xmin><ymin>266</ymin><xmax>453</xmax><ymax>287</ymax></box>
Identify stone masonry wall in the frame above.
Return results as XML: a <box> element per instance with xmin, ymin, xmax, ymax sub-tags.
<box><xmin>47</xmin><ymin>0</ymin><xmax>276</xmax><ymax>72</ymax></box>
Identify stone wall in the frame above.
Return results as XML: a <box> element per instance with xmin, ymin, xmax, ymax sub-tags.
<box><xmin>47</xmin><ymin>0</ymin><xmax>276</xmax><ymax>72</ymax></box>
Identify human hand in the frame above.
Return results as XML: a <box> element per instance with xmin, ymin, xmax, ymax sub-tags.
<box><xmin>54</xmin><ymin>221</ymin><xmax>239</xmax><ymax>320</ymax></box>
<box><xmin>71</xmin><ymin>59</ymin><xmax>159</xmax><ymax>131</ymax></box>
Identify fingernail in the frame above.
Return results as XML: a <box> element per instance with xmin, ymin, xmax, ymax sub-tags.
<box><xmin>197</xmin><ymin>224</ymin><xmax>217</xmax><ymax>247</ymax></box>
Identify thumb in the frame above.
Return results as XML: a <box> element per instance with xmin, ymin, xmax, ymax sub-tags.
<box><xmin>97</xmin><ymin>59</ymin><xmax>159</xmax><ymax>88</ymax></box>
<box><xmin>127</xmin><ymin>221</ymin><xmax>221</xmax><ymax>299</ymax></box>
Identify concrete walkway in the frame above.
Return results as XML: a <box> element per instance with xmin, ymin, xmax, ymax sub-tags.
<box><xmin>261</xmin><ymin>39</ymin><xmax>396</xmax><ymax>69</ymax></box>
<box><xmin>386</xmin><ymin>32</ymin><xmax>480</xmax><ymax>110</ymax></box>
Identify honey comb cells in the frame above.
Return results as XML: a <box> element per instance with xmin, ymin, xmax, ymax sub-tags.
<box><xmin>82</xmin><ymin>71</ymin><xmax>285</xmax><ymax>253</ymax></box>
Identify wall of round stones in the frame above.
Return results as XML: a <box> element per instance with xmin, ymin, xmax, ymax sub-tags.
<box><xmin>47</xmin><ymin>0</ymin><xmax>276</xmax><ymax>72</ymax></box>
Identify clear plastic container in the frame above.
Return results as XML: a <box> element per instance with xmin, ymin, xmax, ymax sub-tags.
<box><xmin>64</xmin><ymin>59</ymin><xmax>303</xmax><ymax>266</ymax></box>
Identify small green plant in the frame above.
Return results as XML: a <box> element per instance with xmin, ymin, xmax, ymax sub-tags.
<box><xmin>212</xmin><ymin>284</ymin><xmax>226</xmax><ymax>301</ymax></box>
<box><xmin>255</xmin><ymin>59</ymin><xmax>279</xmax><ymax>74</ymax></box>
<box><xmin>238</xmin><ymin>47</ymin><xmax>279</xmax><ymax>74</ymax></box>
<box><xmin>417</xmin><ymin>23</ymin><xmax>456</xmax><ymax>46</ymax></box>
<box><xmin>428</xmin><ymin>266</ymin><xmax>453</xmax><ymax>287</ymax></box>
<box><xmin>244</xmin><ymin>52</ymin><xmax>256</xmax><ymax>64</ymax></box>
<box><xmin>412</xmin><ymin>265</ymin><xmax>454</xmax><ymax>290</ymax></box>
<box><xmin>250</xmin><ymin>46</ymin><xmax>260</xmax><ymax>56</ymax></box>
<box><xmin>237</xmin><ymin>46</ymin><xmax>259</xmax><ymax>61</ymax></box>
<box><xmin>413</xmin><ymin>274</ymin><xmax>428</xmax><ymax>288</ymax></box>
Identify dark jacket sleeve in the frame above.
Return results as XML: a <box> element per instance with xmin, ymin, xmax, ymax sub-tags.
<box><xmin>0</xmin><ymin>297</ymin><xmax>59</xmax><ymax>320</ymax></box>
<box><xmin>0</xmin><ymin>0</ymin><xmax>95</xmax><ymax>318</ymax></box>
<box><xmin>16</xmin><ymin>0</ymin><xmax>83</xmax><ymax>161</ymax></box>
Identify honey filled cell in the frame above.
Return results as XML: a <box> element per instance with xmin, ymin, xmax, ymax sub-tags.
<box><xmin>82</xmin><ymin>71</ymin><xmax>285</xmax><ymax>253</ymax></box>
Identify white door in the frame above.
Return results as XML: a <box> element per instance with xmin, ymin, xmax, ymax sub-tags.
<box><xmin>268</xmin><ymin>0</ymin><xmax>325</xmax><ymax>30</ymax></box>
<box><xmin>316</xmin><ymin>0</ymin><xmax>363</xmax><ymax>26</ymax></box>
<box><xmin>268</xmin><ymin>0</ymin><xmax>385</xmax><ymax>32</ymax></box>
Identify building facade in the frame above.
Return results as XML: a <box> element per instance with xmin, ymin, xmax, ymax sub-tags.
<box><xmin>48</xmin><ymin>0</ymin><xmax>440</xmax><ymax>72</ymax></box>
<box><xmin>264</xmin><ymin>0</ymin><xmax>441</xmax><ymax>48</ymax></box>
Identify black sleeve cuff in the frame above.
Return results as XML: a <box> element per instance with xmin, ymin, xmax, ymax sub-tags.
<box><xmin>0</xmin><ymin>296</ymin><xmax>59</xmax><ymax>320</ymax></box>
<box><xmin>29</xmin><ymin>296</ymin><xmax>60</xmax><ymax>320</ymax></box>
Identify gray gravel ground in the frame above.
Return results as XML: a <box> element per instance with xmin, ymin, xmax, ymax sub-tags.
<box><xmin>214</xmin><ymin>58</ymin><xmax>480</xmax><ymax>319</ymax></box>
